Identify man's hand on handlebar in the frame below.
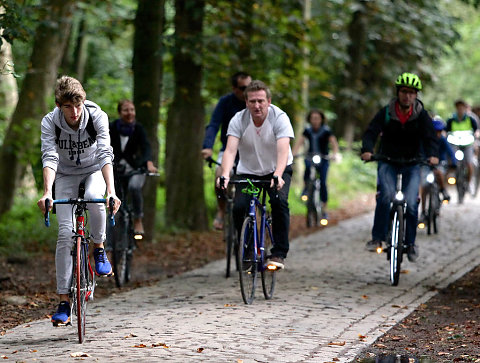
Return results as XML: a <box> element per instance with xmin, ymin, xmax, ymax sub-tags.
<box><xmin>271</xmin><ymin>175</ymin><xmax>284</xmax><ymax>190</ymax></box>
<box><xmin>361</xmin><ymin>152</ymin><xmax>372</xmax><ymax>162</ymax></box>
<box><xmin>107</xmin><ymin>194</ymin><xmax>121</xmax><ymax>215</ymax></box>
<box><xmin>37</xmin><ymin>193</ymin><xmax>53</xmax><ymax>214</ymax></box>
<box><xmin>428</xmin><ymin>156</ymin><xmax>439</xmax><ymax>166</ymax></box>
<box><xmin>201</xmin><ymin>148</ymin><xmax>213</xmax><ymax>159</ymax></box>
<box><xmin>217</xmin><ymin>175</ymin><xmax>229</xmax><ymax>189</ymax></box>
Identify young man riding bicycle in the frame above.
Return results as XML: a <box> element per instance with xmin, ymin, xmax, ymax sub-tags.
<box><xmin>219</xmin><ymin>80</ymin><xmax>294</xmax><ymax>270</ymax></box>
<box><xmin>37</xmin><ymin>76</ymin><xmax>121</xmax><ymax>326</ymax></box>
<box><xmin>361</xmin><ymin>72</ymin><xmax>439</xmax><ymax>262</ymax></box>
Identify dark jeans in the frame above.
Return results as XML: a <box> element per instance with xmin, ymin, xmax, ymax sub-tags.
<box><xmin>372</xmin><ymin>162</ymin><xmax>420</xmax><ymax>245</ymax></box>
<box><xmin>304</xmin><ymin>158</ymin><xmax>329</xmax><ymax>203</ymax></box>
<box><xmin>233</xmin><ymin>165</ymin><xmax>292</xmax><ymax>259</ymax></box>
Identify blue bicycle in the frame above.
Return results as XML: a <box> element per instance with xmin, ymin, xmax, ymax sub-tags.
<box><xmin>222</xmin><ymin>177</ymin><xmax>278</xmax><ymax>304</ymax></box>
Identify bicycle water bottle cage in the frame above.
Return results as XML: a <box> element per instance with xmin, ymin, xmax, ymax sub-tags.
<box><xmin>242</xmin><ymin>179</ymin><xmax>260</xmax><ymax>197</ymax></box>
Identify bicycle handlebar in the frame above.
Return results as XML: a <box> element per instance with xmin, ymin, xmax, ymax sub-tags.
<box><xmin>205</xmin><ymin>156</ymin><xmax>221</xmax><ymax>168</ymax></box>
<box><xmin>366</xmin><ymin>154</ymin><xmax>430</xmax><ymax>166</ymax></box>
<box><xmin>44</xmin><ymin>198</ymin><xmax>115</xmax><ymax>227</ymax></box>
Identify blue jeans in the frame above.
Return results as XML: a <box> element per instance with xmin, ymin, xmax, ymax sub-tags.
<box><xmin>372</xmin><ymin>162</ymin><xmax>420</xmax><ymax>245</ymax></box>
<box><xmin>304</xmin><ymin>159</ymin><xmax>329</xmax><ymax>203</ymax></box>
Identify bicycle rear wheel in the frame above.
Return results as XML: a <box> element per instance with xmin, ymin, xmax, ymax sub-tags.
<box><xmin>389</xmin><ymin>205</ymin><xmax>404</xmax><ymax>286</ymax></box>
<box><xmin>238</xmin><ymin>217</ymin><xmax>257</xmax><ymax>304</ymax></box>
<box><xmin>224</xmin><ymin>204</ymin><xmax>236</xmax><ymax>278</ymax></box>
<box><xmin>261</xmin><ymin>217</ymin><xmax>276</xmax><ymax>300</ymax></box>
<box><xmin>74</xmin><ymin>237</ymin><xmax>87</xmax><ymax>343</ymax></box>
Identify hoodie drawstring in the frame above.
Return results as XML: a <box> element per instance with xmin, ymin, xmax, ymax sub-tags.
<box><xmin>76</xmin><ymin>132</ymin><xmax>81</xmax><ymax>166</ymax></box>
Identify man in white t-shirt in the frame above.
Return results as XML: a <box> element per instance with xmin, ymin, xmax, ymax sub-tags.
<box><xmin>220</xmin><ymin>80</ymin><xmax>294</xmax><ymax>269</ymax></box>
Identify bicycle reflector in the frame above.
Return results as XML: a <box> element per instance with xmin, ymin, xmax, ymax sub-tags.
<box><xmin>418</xmin><ymin>222</ymin><xmax>425</xmax><ymax>229</ymax></box>
<box><xmin>301</xmin><ymin>195</ymin><xmax>308</xmax><ymax>202</ymax></box>
<box><xmin>320</xmin><ymin>218</ymin><xmax>328</xmax><ymax>226</ymax></box>
<box><xmin>455</xmin><ymin>149</ymin><xmax>464</xmax><ymax>161</ymax></box>
<box><xmin>267</xmin><ymin>264</ymin><xmax>278</xmax><ymax>270</ymax></box>
<box><xmin>376</xmin><ymin>246</ymin><xmax>383</xmax><ymax>254</ymax></box>
<box><xmin>134</xmin><ymin>233</ymin><xmax>143</xmax><ymax>240</ymax></box>
<box><xmin>447</xmin><ymin>177</ymin><xmax>456</xmax><ymax>185</ymax></box>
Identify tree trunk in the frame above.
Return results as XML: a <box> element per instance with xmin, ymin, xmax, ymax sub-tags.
<box><xmin>0</xmin><ymin>31</ymin><xmax>18</xmax><ymax>118</ymax></box>
<box><xmin>165</xmin><ymin>0</ymin><xmax>207</xmax><ymax>230</ymax></box>
<box><xmin>72</xmin><ymin>14</ymin><xmax>88</xmax><ymax>82</ymax></box>
<box><xmin>132</xmin><ymin>0</ymin><xmax>165</xmax><ymax>241</ymax></box>
<box><xmin>0</xmin><ymin>0</ymin><xmax>75</xmax><ymax>216</ymax></box>
<box><xmin>334</xmin><ymin>0</ymin><xmax>368</xmax><ymax>149</ymax></box>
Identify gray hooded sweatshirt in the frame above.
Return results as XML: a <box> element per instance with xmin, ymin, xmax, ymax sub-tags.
<box><xmin>41</xmin><ymin>100</ymin><xmax>113</xmax><ymax>175</ymax></box>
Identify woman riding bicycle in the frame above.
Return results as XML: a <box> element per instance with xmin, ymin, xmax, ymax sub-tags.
<box><xmin>109</xmin><ymin>100</ymin><xmax>158</xmax><ymax>236</ymax></box>
<box><xmin>37</xmin><ymin>76</ymin><xmax>121</xmax><ymax>326</ymax></box>
<box><xmin>292</xmin><ymin>109</ymin><xmax>339</xmax><ymax>221</ymax></box>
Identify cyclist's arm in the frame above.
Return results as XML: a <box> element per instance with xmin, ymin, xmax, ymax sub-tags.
<box><xmin>292</xmin><ymin>134</ymin><xmax>305</xmax><ymax>156</ymax></box>
<box><xmin>202</xmin><ymin>97</ymin><xmax>227</xmax><ymax>151</ymax></box>
<box><xmin>220</xmin><ymin>135</ymin><xmax>239</xmax><ymax>185</ymax></box>
<box><xmin>329</xmin><ymin>135</ymin><xmax>339</xmax><ymax>155</ymax></box>
<box><xmin>101</xmin><ymin>163</ymin><xmax>121</xmax><ymax>214</ymax></box>
<box><xmin>361</xmin><ymin>109</ymin><xmax>384</xmax><ymax>159</ymax></box>
<box><xmin>273</xmin><ymin>137</ymin><xmax>291</xmax><ymax>189</ymax></box>
<box><xmin>37</xmin><ymin>167</ymin><xmax>56</xmax><ymax>214</ymax></box>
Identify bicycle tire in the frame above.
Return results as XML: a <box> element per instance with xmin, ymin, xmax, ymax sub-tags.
<box><xmin>238</xmin><ymin>217</ymin><xmax>257</xmax><ymax>304</ymax></box>
<box><xmin>426</xmin><ymin>186</ymin><xmax>433</xmax><ymax>235</ymax></box>
<box><xmin>224</xmin><ymin>205</ymin><xmax>235</xmax><ymax>278</ymax></box>
<box><xmin>110</xmin><ymin>210</ymin><xmax>129</xmax><ymax>288</ymax></box>
<box><xmin>306</xmin><ymin>183</ymin><xmax>317</xmax><ymax>228</ymax></box>
<box><xmin>261</xmin><ymin>217</ymin><xmax>276</xmax><ymax>300</ymax></box>
<box><xmin>389</xmin><ymin>205</ymin><xmax>404</xmax><ymax>286</ymax></box>
<box><xmin>432</xmin><ymin>186</ymin><xmax>440</xmax><ymax>234</ymax></box>
<box><xmin>75</xmin><ymin>236</ymin><xmax>87</xmax><ymax>343</ymax></box>
<box><xmin>457</xmin><ymin>163</ymin><xmax>466</xmax><ymax>203</ymax></box>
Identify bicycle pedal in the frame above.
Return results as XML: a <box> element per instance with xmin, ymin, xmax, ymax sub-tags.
<box><xmin>52</xmin><ymin>320</ymin><xmax>71</xmax><ymax>327</ymax></box>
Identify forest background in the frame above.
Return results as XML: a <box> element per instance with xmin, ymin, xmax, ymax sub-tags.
<box><xmin>1</xmin><ymin>0</ymin><xmax>480</xmax><ymax>249</ymax></box>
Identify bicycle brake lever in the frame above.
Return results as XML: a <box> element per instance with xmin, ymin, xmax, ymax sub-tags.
<box><xmin>44</xmin><ymin>198</ymin><xmax>51</xmax><ymax>227</ymax></box>
<box><xmin>108</xmin><ymin>197</ymin><xmax>115</xmax><ymax>227</ymax></box>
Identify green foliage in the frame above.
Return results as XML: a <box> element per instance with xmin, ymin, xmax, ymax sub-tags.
<box><xmin>289</xmin><ymin>150</ymin><xmax>376</xmax><ymax>214</ymax></box>
<box><xmin>84</xmin><ymin>75</ymin><xmax>132</xmax><ymax>118</ymax></box>
<box><xmin>0</xmin><ymin>197</ymin><xmax>58</xmax><ymax>257</ymax></box>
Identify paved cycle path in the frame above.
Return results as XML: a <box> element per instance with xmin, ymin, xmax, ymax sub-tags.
<box><xmin>2</xmin><ymin>196</ymin><xmax>480</xmax><ymax>362</ymax></box>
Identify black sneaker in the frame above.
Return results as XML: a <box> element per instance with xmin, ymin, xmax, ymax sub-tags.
<box><xmin>407</xmin><ymin>244</ymin><xmax>419</xmax><ymax>262</ymax></box>
<box><xmin>365</xmin><ymin>239</ymin><xmax>382</xmax><ymax>252</ymax></box>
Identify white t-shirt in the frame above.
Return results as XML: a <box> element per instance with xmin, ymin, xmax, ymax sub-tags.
<box><xmin>227</xmin><ymin>104</ymin><xmax>294</xmax><ymax>175</ymax></box>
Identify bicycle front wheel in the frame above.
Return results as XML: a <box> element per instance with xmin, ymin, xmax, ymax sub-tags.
<box><xmin>306</xmin><ymin>183</ymin><xmax>318</xmax><ymax>228</ymax></box>
<box><xmin>74</xmin><ymin>237</ymin><xmax>87</xmax><ymax>343</ymax></box>
<box><xmin>109</xmin><ymin>211</ymin><xmax>129</xmax><ymax>287</ymax></box>
<box><xmin>425</xmin><ymin>186</ymin><xmax>433</xmax><ymax>235</ymax></box>
<box><xmin>238</xmin><ymin>217</ymin><xmax>257</xmax><ymax>304</ymax></box>
<box><xmin>261</xmin><ymin>217</ymin><xmax>276</xmax><ymax>300</ymax></box>
<box><xmin>389</xmin><ymin>205</ymin><xmax>404</xmax><ymax>286</ymax></box>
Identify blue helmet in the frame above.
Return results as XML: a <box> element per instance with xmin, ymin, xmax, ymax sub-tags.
<box><xmin>432</xmin><ymin>116</ymin><xmax>445</xmax><ymax>131</ymax></box>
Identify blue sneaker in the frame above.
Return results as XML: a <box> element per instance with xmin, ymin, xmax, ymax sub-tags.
<box><xmin>52</xmin><ymin>301</ymin><xmax>71</xmax><ymax>326</ymax></box>
<box><xmin>94</xmin><ymin>248</ymin><xmax>113</xmax><ymax>276</ymax></box>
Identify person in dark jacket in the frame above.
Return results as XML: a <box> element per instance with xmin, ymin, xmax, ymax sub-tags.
<box><xmin>361</xmin><ymin>72</ymin><xmax>439</xmax><ymax>262</ymax></box>
<box><xmin>201</xmin><ymin>72</ymin><xmax>251</xmax><ymax>230</ymax></box>
<box><xmin>110</xmin><ymin>100</ymin><xmax>157</xmax><ymax>235</ymax></box>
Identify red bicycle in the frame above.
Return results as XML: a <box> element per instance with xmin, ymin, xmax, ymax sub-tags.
<box><xmin>45</xmin><ymin>191</ymin><xmax>114</xmax><ymax>343</ymax></box>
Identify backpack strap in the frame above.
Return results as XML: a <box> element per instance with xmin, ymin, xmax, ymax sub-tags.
<box><xmin>54</xmin><ymin>105</ymin><xmax>97</xmax><ymax>144</ymax></box>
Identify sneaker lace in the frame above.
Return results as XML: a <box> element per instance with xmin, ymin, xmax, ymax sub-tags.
<box><xmin>95</xmin><ymin>250</ymin><xmax>105</xmax><ymax>263</ymax></box>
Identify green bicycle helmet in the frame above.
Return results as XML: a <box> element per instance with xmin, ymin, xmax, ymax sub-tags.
<box><xmin>395</xmin><ymin>72</ymin><xmax>422</xmax><ymax>91</ymax></box>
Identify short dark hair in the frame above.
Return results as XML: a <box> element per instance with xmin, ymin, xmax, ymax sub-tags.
<box><xmin>455</xmin><ymin>99</ymin><xmax>467</xmax><ymax>107</ymax></box>
<box><xmin>244</xmin><ymin>80</ymin><xmax>271</xmax><ymax>100</ymax></box>
<box><xmin>231</xmin><ymin>71</ymin><xmax>251</xmax><ymax>87</ymax></box>
<box><xmin>306</xmin><ymin>109</ymin><xmax>326</xmax><ymax>124</ymax></box>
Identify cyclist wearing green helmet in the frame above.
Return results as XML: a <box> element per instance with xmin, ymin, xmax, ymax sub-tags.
<box><xmin>361</xmin><ymin>72</ymin><xmax>439</xmax><ymax>262</ymax></box>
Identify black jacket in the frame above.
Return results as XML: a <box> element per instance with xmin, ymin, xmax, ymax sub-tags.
<box><xmin>361</xmin><ymin>99</ymin><xmax>438</xmax><ymax>160</ymax></box>
<box><xmin>110</xmin><ymin>119</ymin><xmax>152</xmax><ymax>169</ymax></box>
